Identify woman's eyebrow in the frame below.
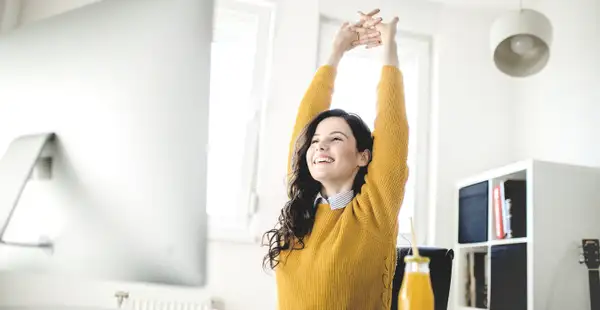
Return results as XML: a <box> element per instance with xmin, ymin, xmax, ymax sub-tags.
<box><xmin>329</xmin><ymin>131</ymin><xmax>349</xmax><ymax>138</ymax></box>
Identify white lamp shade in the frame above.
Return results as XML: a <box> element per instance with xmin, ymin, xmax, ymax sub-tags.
<box><xmin>491</xmin><ymin>9</ymin><xmax>553</xmax><ymax>77</ymax></box>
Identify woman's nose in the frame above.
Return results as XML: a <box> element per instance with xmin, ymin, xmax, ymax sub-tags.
<box><xmin>316</xmin><ymin>141</ymin><xmax>328</xmax><ymax>150</ymax></box>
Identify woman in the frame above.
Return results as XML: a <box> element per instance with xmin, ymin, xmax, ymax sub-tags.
<box><xmin>263</xmin><ymin>10</ymin><xmax>409</xmax><ymax>310</ymax></box>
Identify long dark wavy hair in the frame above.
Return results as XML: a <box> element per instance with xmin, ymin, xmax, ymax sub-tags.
<box><xmin>262</xmin><ymin>109</ymin><xmax>374</xmax><ymax>270</ymax></box>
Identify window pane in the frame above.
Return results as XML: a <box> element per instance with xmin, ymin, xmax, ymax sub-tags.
<box><xmin>330</xmin><ymin>53</ymin><xmax>418</xmax><ymax>234</ymax></box>
<box><xmin>332</xmin><ymin>56</ymin><xmax>378</xmax><ymax>129</ymax></box>
<box><xmin>206</xmin><ymin>9</ymin><xmax>259</xmax><ymax>216</ymax></box>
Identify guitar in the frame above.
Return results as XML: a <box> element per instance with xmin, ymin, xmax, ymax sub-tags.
<box><xmin>580</xmin><ymin>239</ymin><xmax>600</xmax><ymax>310</ymax></box>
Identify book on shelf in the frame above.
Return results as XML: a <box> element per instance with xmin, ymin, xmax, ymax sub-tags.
<box><xmin>493</xmin><ymin>180</ymin><xmax>526</xmax><ymax>239</ymax></box>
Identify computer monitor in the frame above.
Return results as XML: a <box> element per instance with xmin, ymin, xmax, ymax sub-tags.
<box><xmin>0</xmin><ymin>0</ymin><xmax>213</xmax><ymax>286</ymax></box>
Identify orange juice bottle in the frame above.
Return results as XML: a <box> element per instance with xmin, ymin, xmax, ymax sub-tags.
<box><xmin>398</xmin><ymin>255</ymin><xmax>435</xmax><ymax>310</ymax></box>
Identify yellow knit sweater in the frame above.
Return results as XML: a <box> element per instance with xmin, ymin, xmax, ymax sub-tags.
<box><xmin>275</xmin><ymin>65</ymin><xmax>409</xmax><ymax>310</ymax></box>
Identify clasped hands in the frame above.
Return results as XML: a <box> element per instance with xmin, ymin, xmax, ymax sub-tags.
<box><xmin>332</xmin><ymin>9</ymin><xmax>399</xmax><ymax>54</ymax></box>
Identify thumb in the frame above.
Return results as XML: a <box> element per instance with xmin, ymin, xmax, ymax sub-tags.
<box><xmin>391</xmin><ymin>16</ymin><xmax>399</xmax><ymax>24</ymax></box>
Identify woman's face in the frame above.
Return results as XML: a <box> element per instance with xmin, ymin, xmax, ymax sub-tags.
<box><xmin>306</xmin><ymin>117</ymin><xmax>370</xmax><ymax>186</ymax></box>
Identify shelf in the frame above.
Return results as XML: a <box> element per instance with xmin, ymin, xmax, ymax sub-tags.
<box><xmin>457</xmin><ymin>237</ymin><xmax>528</xmax><ymax>250</ymax></box>
<box><xmin>454</xmin><ymin>159</ymin><xmax>600</xmax><ymax>310</ymax></box>
<box><xmin>457</xmin><ymin>242</ymin><xmax>488</xmax><ymax>249</ymax></box>
<box><xmin>456</xmin><ymin>162</ymin><xmax>528</xmax><ymax>310</ymax></box>
<box><xmin>490</xmin><ymin>177</ymin><xmax>527</xmax><ymax>242</ymax></box>
<box><xmin>456</xmin><ymin>160</ymin><xmax>532</xmax><ymax>189</ymax></box>
<box><xmin>489</xmin><ymin>237</ymin><xmax>527</xmax><ymax>246</ymax></box>
<box><xmin>457</xmin><ymin>169</ymin><xmax>527</xmax><ymax>244</ymax></box>
<box><xmin>457</xmin><ymin>246</ymin><xmax>488</xmax><ymax>309</ymax></box>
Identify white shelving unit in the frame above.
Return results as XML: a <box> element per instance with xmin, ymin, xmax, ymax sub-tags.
<box><xmin>452</xmin><ymin>159</ymin><xmax>600</xmax><ymax>310</ymax></box>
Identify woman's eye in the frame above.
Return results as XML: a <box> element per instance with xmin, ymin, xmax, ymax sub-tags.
<box><xmin>311</xmin><ymin>140</ymin><xmax>318</xmax><ymax>144</ymax></box>
<box><xmin>332</xmin><ymin>137</ymin><xmax>342</xmax><ymax>141</ymax></box>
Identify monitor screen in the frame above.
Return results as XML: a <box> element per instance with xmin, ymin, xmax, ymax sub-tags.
<box><xmin>0</xmin><ymin>0</ymin><xmax>213</xmax><ymax>286</ymax></box>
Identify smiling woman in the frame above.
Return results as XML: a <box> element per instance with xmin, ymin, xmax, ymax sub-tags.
<box><xmin>262</xmin><ymin>10</ymin><xmax>413</xmax><ymax>309</ymax></box>
<box><xmin>306</xmin><ymin>110</ymin><xmax>372</xmax><ymax>198</ymax></box>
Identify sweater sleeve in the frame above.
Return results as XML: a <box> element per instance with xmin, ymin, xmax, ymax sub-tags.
<box><xmin>353</xmin><ymin>65</ymin><xmax>409</xmax><ymax>237</ymax></box>
<box><xmin>286</xmin><ymin>65</ymin><xmax>336</xmax><ymax>175</ymax></box>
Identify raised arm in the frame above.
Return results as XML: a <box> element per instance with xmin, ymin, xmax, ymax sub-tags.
<box><xmin>287</xmin><ymin>19</ymin><xmax>382</xmax><ymax>174</ymax></box>
<box><xmin>354</xmin><ymin>17</ymin><xmax>410</xmax><ymax>237</ymax></box>
<box><xmin>286</xmin><ymin>65</ymin><xmax>335</xmax><ymax>175</ymax></box>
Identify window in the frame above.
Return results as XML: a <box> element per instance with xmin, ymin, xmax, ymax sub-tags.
<box><xmin>206</xmin><ymin>0</ymin><xmax>274</xmax><ymax>236</ymax></box>
<box><xmin>318</xmin><ymin>18</ymin><xmax>431</xmax><ymax>245</ymax></box>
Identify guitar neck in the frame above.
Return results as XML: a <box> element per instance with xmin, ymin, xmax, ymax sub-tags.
<box><xmin>589</xmin><ymin>269</ymin><xmax>600</xmax><ymax>310</ymax></box>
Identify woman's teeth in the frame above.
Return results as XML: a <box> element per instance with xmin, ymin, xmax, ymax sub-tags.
<box><xmin>315</xmin><ymin>157</ymin><xmax>333</xmax><ymax>164</ymax></box>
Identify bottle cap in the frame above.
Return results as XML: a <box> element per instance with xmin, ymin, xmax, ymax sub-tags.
<box><xmin>404</xmin><ymin>255</ymin><xmax>430</xmax><ymax>263</ymax></box>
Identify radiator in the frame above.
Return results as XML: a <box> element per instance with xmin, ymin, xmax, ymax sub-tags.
<box><xmin>116</xmin><ymin>292</ymin><xmax>219</xmax><ymax>310</ymax></box>
<box><xmin>121</xmin><ymin>299</ymin><xmax>210</xmax><ymax>310</ymax></box>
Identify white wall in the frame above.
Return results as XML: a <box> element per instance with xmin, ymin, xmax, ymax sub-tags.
<box><xmin>0</xmin><ymin>0</ymin><xmax>528</xmax><ymax>309</ymax></box>
<box><xmin>516</xmin><ymin>0</ymin><xmax>600</xmax><ymax>168</ymax></box>
<box><xmin>429</xmin><ymin>4</ymin><xmax>519</xmax><ymax>248</ymax></box>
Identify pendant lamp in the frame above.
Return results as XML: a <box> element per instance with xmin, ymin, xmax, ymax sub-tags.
<box><xmin>490</xmin><ymin>2</ymin><xmax>553</xmax><ymax>77</ymax></box>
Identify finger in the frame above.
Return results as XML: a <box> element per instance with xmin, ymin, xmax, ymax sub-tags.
<box><xmin>351</xmin><ymin>19</ymin><xmax>366</xmax><ymax>28</ymax></box>
<box><xmin>352</xmin><ymin>11</ymin><xmax>381</xmax><ymax>29</ymax></box>
<box><xmin>356</xmin><ymin>30</ymin><xmax>381</xmax><ymax>39</ymax></box>
<box><xmin>352</xmin><ymin>16</ymin><xmax>372</xmax><ymax>28</ymax></box>
<box><xmin>391</xmin><ymin>16</ymin><xmax>399</xmax><ymax>24</ymax></box>
<box><xmin>339</xmin><ymin>21</ymin><xmax>350</xmax><ymax>29</ymax></box>
<box><xmin>366</xmin><ymin>41</ymin><xmax>382</xmax><ymax>49</ymax></box>
<box><xmin>352</xmin><ymin>37</ymin><xmax>382</xmax><ymax>46</ymax></box>
<box><xmin>349</xmin><ymin>25</ymin><xmax>362</xmax><ymax>32</ymax></box>
<box><xmin>360</xmin><ymin>8</ymin><xmax>380</xmax><ymax>17</ymax></box>
<box><xmin>363</xmin><ymin>17</ymin><xmax>382</xmax><ymax>28</ymax></box>
<box><xmin>353</xmin><ymin>39</ymin><xmax>381</xmax><ymax>48</ymax></box>
<box><xmin>356</xmin><ymin>9</ymin><xmax>379</xmax><ymax>25</ymax></box>
<box><xmin>365</xmin><ymin>31</ymin><xmax>381</xmax><ymax>39</ymax></box>
<box><xmin>352</xmin><ymin>27</ymin><xmax>379</xmax><ymax>35</ymax></box>
<box><xmin>357</xmin><ymin>12</ymin><xmax>378</xmax><ymax>23</ymax></box>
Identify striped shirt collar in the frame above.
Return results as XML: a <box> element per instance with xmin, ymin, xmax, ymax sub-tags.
<box><xmin>314</xmin><ymin>190</ymin><xmax>354</xmax><ymax>210</ymax></box>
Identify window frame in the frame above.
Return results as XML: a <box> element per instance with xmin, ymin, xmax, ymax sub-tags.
<box><xmin>207</xmin><ymin>0</ymin><xmax>275</xmax><ymax>242</ymax></box>
<box><xmin>317</xmin><ymin>16</ymin><xmax>433</xmax><ymax>246</ymax></box>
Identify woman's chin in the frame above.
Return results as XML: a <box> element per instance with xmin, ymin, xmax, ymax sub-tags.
<box><xmin>311</xmin><ymin>164</ymin><xmax>345</xmax><ymax>182</ymax></box>
<box><xmin>311</xmin><ymin>172</ymin><xmax>332</xmax><ymax>183</ymax></box>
